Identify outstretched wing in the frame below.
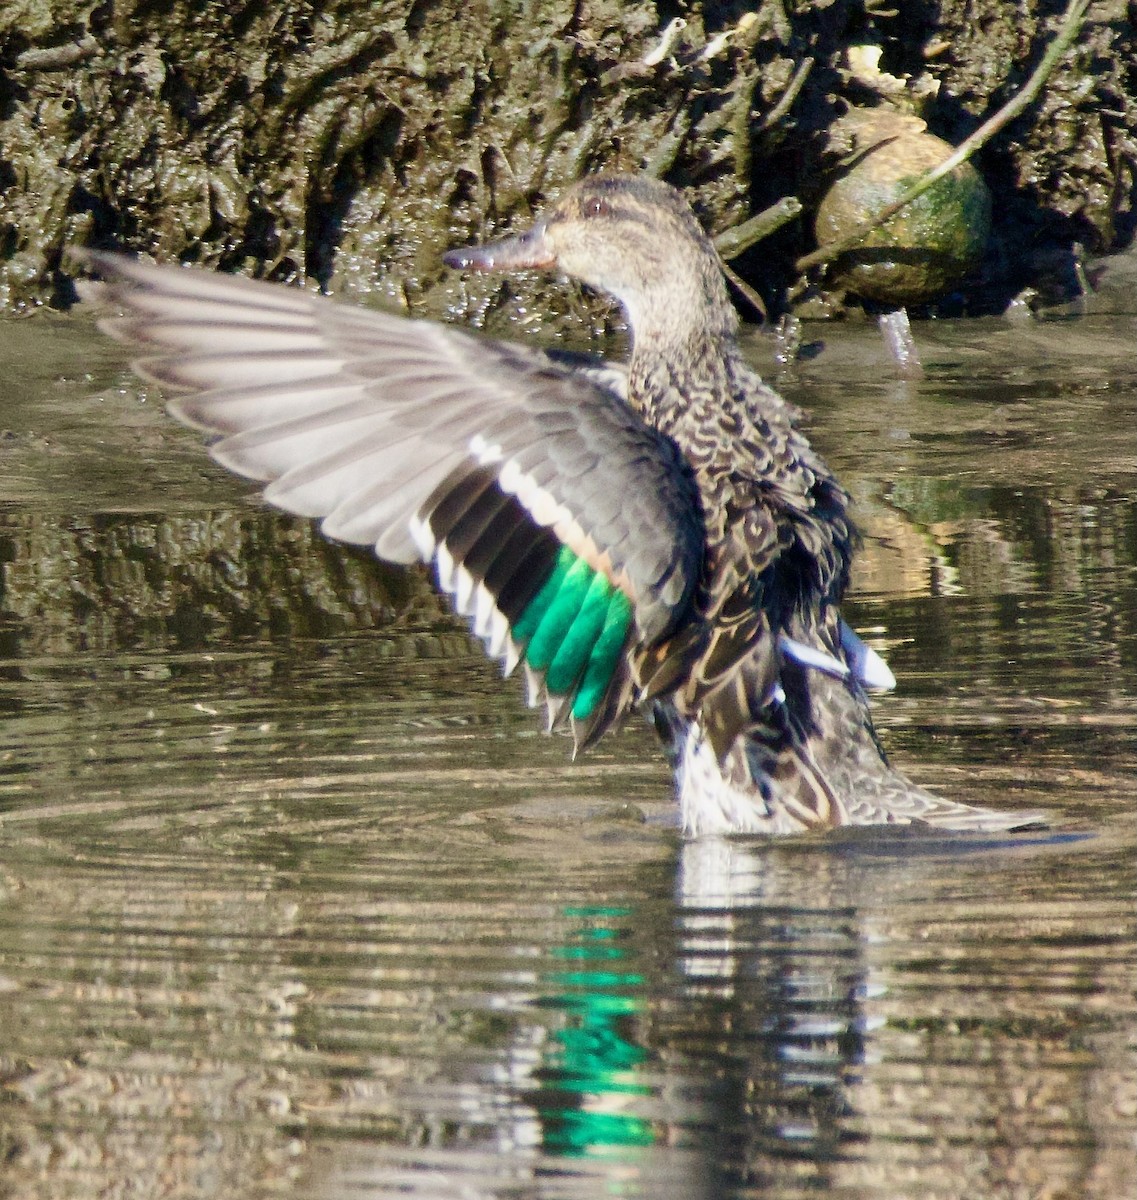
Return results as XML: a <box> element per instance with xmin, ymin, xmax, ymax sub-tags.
<box><xmin>78</xmin><ymin>251</ymin><xmax>704</xmax><ymax>750</ymax></box>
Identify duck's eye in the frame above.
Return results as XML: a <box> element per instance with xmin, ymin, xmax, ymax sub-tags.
<box><xmin>584</xmin><ymin>197</ymin><xmax>611</xmax><ymax>218</ymax></box>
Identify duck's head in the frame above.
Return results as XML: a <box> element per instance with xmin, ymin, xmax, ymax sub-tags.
<box><xmin>444</xmin><ymin>174</ymin><xmax>737</xmax><ymax>349</ymax></box>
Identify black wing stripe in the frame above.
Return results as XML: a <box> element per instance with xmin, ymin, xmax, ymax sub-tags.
<box><xmin>440</xmin><ymin>482</ymin><xmax>516</xmax><ymax>564</ymax></box>
<box><xmin>493</xmin><ymin>528</ymin><xmax>563</xmax><ymax>622</ymax></box>
<box><xmin>422</xmin><ymin>466</ymin><xmax>498</xmax><ymax>544</ymax></box>
<box><xmin>480</xmin><ymin>519</ymin><xmax>557</xmax><ymax>615</ymax></box>
<box><xmin>460</xmin><ymin>494</ymin><xmax>537</xmax><ymax>583</ymax></box>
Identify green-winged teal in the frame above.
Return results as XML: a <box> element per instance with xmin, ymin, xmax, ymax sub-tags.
<box><xmin>79</xmin><ymin>173</ymin><xmax>1045</xmax><ymax>836</ymax></box>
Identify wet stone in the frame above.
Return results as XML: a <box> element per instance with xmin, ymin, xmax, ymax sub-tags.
<box><xmin>815</xmin><ymin>124</ymin><xmax>992</xmax><ymax>305</ymax></box>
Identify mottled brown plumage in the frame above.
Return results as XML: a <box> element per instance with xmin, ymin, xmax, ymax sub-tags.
<box><xmin>79</xmin><ymin>173</ymin><xmax>1046</xmax><ymax>836</ymax></box>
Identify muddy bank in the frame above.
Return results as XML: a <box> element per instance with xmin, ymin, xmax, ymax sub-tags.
<box><xmin>0</xmin><ymin>1</ymin><xmax>1133</xmax><ymax>325</ymax></box>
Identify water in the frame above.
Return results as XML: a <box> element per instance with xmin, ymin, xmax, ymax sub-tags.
<box><xmin>0</xmin><ymin>302</ymin><xmax>1133</xmax><ymax>1199</ymax></box>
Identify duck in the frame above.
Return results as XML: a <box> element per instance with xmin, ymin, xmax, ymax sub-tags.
<box><xmin>76</xmin><ymin>173</ymin><xmax>1046</xmax><ymax>836</ymax></box>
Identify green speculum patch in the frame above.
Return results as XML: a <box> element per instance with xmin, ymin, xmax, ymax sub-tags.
<box><xmin>511</xmin><ymin>544</ymin><xmax>632</xmax><ymax>719</ymax></box>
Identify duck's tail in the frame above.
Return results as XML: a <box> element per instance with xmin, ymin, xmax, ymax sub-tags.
<box><xmin>653</xmin><ymin>668</ymin><xmax>1049</xmax><ymax>838</ymax></box>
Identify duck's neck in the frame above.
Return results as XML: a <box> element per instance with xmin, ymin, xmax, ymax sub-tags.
<box><xmin>619</xmin><ymin>256</ymin><xmax>744</xmax><ymax>423</ymax></box>
<box><xmin>625</xmin><ymin>301</ymin><xmax>746</xmax><ymax>433</ymax></box>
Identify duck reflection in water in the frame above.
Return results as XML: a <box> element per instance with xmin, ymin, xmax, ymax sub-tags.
<box><xmin>499</xmin><ymin>852</ymin><xmax>878</xmax><ymax>1193</ymax></box>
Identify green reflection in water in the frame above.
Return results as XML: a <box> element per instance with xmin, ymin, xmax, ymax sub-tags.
<box><xmin>535</xmin><ymin>905</ymin><xmax>655</xmax><ymax>1158</ymax></box>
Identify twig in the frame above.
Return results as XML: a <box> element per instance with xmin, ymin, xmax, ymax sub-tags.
<box><xmin>16</xmin><ymin>35</ymin><xmax>100</xmax><ymax>72</ymax></box>
<box><xmin>795</xmin><ymin>0</ymin><xmax>1091</xmax><ymax>275</ymax></box>
<box><xmin>756</xmin><ymin>57</ymin><xmax>814</xmax><ymax>132</ymax></box>
<box><xmin>721</xmin><ymin>261</ymin><xmax>767</xmax><ymax>320</ymax></box>
<box><xmin>713</xmin><ymin>195</ymin><xmax>803</xmax><ymax>260</ymax></box>
<box><xmin>642</xmin><ymin>18</ymin><xmax>687</xmax><ymax>67</ymax></box>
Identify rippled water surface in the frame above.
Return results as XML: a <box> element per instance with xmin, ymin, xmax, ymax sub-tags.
<box><xmin>0</xmin><ymin>302</ymin><xmax>1134</xmax><ymax>1199</ymax></box>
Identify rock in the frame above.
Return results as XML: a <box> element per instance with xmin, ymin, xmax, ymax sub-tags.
<box><xmin>814</xmin><ymin>114</ymin><xmax>991</xmax><ymax>305</ymax></box>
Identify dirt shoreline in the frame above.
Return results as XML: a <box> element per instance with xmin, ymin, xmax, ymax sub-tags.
<box><xmin>1</xmin><ymin>1</ymin><xmax>1133</xmax><ymax>325</ymax></box>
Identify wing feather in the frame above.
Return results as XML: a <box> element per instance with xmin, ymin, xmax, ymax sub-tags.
<box><xmin>79</xmin><ymin>250</ymin><xmax>707</xmax><ymax>745</ymax></box>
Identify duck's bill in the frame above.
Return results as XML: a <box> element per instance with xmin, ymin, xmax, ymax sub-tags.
<box><xmin>443</xmin><ymin>223</ymin><xmax>555</xmax><ymax>272</ymax></box>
